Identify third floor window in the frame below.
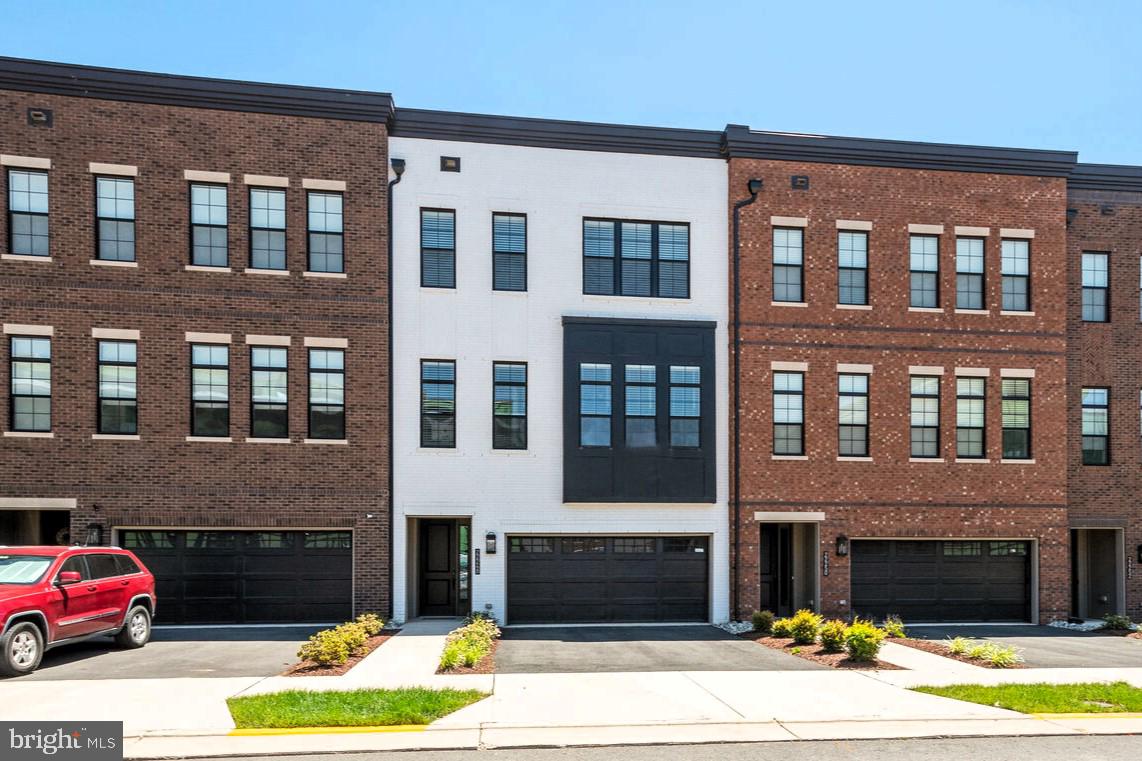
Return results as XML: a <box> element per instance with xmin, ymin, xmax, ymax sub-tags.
<box><xmin>492</xmin><ymin>213</ymin><xmax>526</xmax><ymax>291</ymax></box>
<box><xmin>250</xmin><ymin>188</ymin><xmax>287</xmax><ymax>270</ymax></box>
<box><xmin>95</xmin><ymin>177</ymin><xmax>135</xmax><ymax>262</ymax></box>
<box><xmin>837</xmin><ymin>231</ymin><xmax>868</xmax><ymax>305</ymax></box>
<box><xmin>583</xmin><ymin>219</ymin><xmax>689</xmax><ymax>298</ymax></box>
<box><xmin>909</xmin><ymin>234</ymin><xmax>939</xmax><ymax>308</ymax></box>
<box><xmin>7</xmin><ymin>169</ymin><xmax>49</xmax><ymax>257</ymax></box>
<box><xmin>421</xmin><ymin>209</ymin><xmax>456</xmax><ymax>288</ymax></box>
<box><xmin>955</xmin><ymin>237</ymin><xmax>985</xmax><ymax>309</ymax></box>
<box><xmin>1082</xmin><ymin>252</ymin><xmax>1108</xmax><ymax>322</ymax></box>
<box><xmin>1001</xmin><ymin>239</ymin><xmax>1030</xmax><ymax>311</ymax></box>
<box><xmin>190</xmin><ymin>184</ymin><xmax>228</xmax><ymax>267</ymax></box>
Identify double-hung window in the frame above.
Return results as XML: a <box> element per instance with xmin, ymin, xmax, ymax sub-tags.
<box><xmin>421</xmin><ymin>360</ymin><xmax>455</xmax><ymax>448</ymax></box>
<box><xmin>97</xmin><ymin>340</ymin><xmax>137</xmax><ymax>434</ymax></box>
<box><xmin>910</xmin><ymin>376</ymin><xmax>940</xmax><ymax>457</ymax></box>
<box><xmin>669</xmin><ymin>366</ymin><xmax>700</xmax><ymax>447</ymax></box>
<box><xmin>773</xmin><ymin>227</ymin><xmax>804</xmax><ymax>302</ymax></box>
<box><xmin>838</xmin><ymin>374</ymin><xmax>869</xmax><ymax>456</ymax></box>
<box><xmin>308</xmin><ymin>349</ymin><xmax>344</xmax><ymax>439</ymax></box>
<box><xmin>190</xmin><ymin>344</ymin><xmax>228</xmax><ymax>436</ymax></box>
<box><xmin>9</xmin><ymin>336</ymin><xmax>51</xmax><ymax>432</ymax></box>
<box><xmin>1001</xmin><ymin>239</ymin><xmax>1030</xmax><ymax>311</ymax></box>
<box><xmin>307</xmin><ymin>191</ymin><xmax>343</xmax><ymax>273</ymax></box>
<box><xmin>190</xmin><ymin>184</ymin><xmax>228</xmax><ymax>267</ymax></box>
<box><xmin>250</xmin><ymin>188</ymin><xmax>287</xmax><ymax>270</ymax></box>
<box><xmin>579</xmin><ymin>363</ymin><xmax>612</xmax><ymax>447</ymax></box>
<box><xmin>421</xmin><ymin>209</ymin><xmax>455</xmax><ymax>288</ymax></box>
<box><xmin>7</xmin><ymin>170</ymin><xmax>49</xmax><ymax>257</ymax></box>
<box><xmin>773</xmin><ymin>372</ymin><xmax>804</xmax><ymax>455</ymax></box>
<box><xmin>1081</xmin><ymin>387</ymin><xmax>1109</xmax><ymax>464</ymax></box>
<box><xmin>492</xmin><ymin>362</ymin><xmax>527</xmax><ymax>449</ymax></box>
<box><xmin>1001</xmin><ymin>378</ymin><xmax>1031</xmax><ymax>459</ymax></box>
<box><xmin>1082</xmin><ymin>252</ymin><xmax>1108</xmax><ymax>322</ymax></box>
<box><xmin>837</xmin><ymin>231</ymin><xmax>867</xmax><ymax>305</ymax></box>
<box><xmin>624</xmin><ymin>365</ymin><xmax>657</xmax><ymax>447</ymax></box>
<box><xmin>955</xmin><ymin>377</ymin><xmax>986</xmax><ymax>458</ymax></box>
<box><xmin>250</xmin><ymin>347</ymin><xmax>288</xmax><ymax>438</ymax></box>
<box><xmin>955</xmin><ymin>237</ymin><xmax>985</xmax><ymax>309</ymax></box>
<box><xmin>581</xmin><ymin>219</ymin><xmax>689</xmax><ymax>298</ymax></box>
<box><xmin>910</xmin><ymin>235</ymin><xmax>939</xmax><ymax>307</ymax></box>
<box><xmin>492</xmin><ymin>213</ymin><xmax>526</xmax><ymax>291</ymax></box>
<box><xmin>95</xmin><ymin>177</ymin><xmax>135</xmax><ymax>262</ymax></box>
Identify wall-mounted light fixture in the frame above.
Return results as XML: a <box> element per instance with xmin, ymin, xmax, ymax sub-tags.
<box><xmin>84</xmin><ymin>523</ymin><xmax>104</xmax><ymax>546</ymax></box>
<box><xmin>835</xmin><ymin>535</ymin><xmax>849</xmax><ymax>557</ymax></box>
<box><xmin>391</xmin><ymin>157</ymin><xmax>406</xmax><ymax>178</ymax></box>
<box><xmin>485</xmin><ymin>531</ymin><xmax>497</xmax><ymax>555</ymax></box>
<box><xmin>440</xmin><ymin>156</ymin><xmax>461</xmax><ymax>172</ymax></box>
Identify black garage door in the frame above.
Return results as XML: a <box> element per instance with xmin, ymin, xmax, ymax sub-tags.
<box><xmin>851</xmin><ymin>540</ymin><xmax>1031</xmax><ymax>622</ymax></box>
<box><xmin>119</xmin><ymin>530</ymin><xmax>352</xmax><ymax>624</ymax></box>
<box><xmin>507</xmin><ymin>535</ymin><xmax>708</xmax><ymax>624</ymax></box>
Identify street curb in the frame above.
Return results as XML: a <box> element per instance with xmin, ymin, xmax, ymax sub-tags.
<box><xmin>228</xmin><ymin>725</ymin><xmax>427</xmax><ymax>736</ymax></box>
<box><xmin>1031</xmin><ymin>712</ymin><xmax>1142</xmax><ymax>720</ymax></box>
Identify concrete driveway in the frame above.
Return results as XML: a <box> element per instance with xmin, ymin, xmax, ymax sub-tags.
<box><xmin>496</xmin><ymin>625</ymin><xmax>824</xmax><ymax>673</ymax></box>
<box><xmin>8</xmin><ymin>625</ymin><xmax>323</xmax><ymax>681</ymax></box>
<box><xmin>907</xmin><ymin>624</ymin><xmax>1142</xmax><ymax>668</ymax></box>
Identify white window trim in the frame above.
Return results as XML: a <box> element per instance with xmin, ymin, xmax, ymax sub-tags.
<box><xmin>908</xmin><ymin>223</ymin><xmax>944</xmax><ymax>235</ymax></box>
<box><xmin>771</xmin><ymin>215</ymin><xmax>808</xmax><ymax>228</ymax></box>
<box><xmin>185</xmin><ymin>265</ymin><xmax>232</xmax><ymax>273</ymax></box>
<box><xmin>954</xmin><ymin>226</ymin><xmax>990</xmax><ymax>237</ymax></box>
<box><xmin>90</xmin><ymin>259</ymin><xmax>138</xmax><ymax>268</ymax></box>
<box><xmin>185</xmin><ymin>331</ymin><xmax>231</xmax><ymax>344</ymax></box>
<box><xmin>1000</xmin><ymin>368</ymin><xmax>1036</xmax><ymax>378</ymax></box>
<box><xmin>244</xmin><ymin>268</ymin><xmax>290</xmax><ymax>276</ymax></box>
<box><xmin>2</xmin><ymin>254</ymin><xmax>53</xmax><ymax>263</ymax></box>
<box><xmin>955</xmin><ymin>367</ymin><xmax>990</xmax><ymax>377</ymax></box>
<box><xmin>184</xmin><ymin>170</ymin><xmax>231</xmax><ymax>184</ymax></box>
<box><xmin>244</xmin><ymin>174</ymin><xmax>289</xmax><ymax>187</ymax></box>
<box><xmin>0</xmin><ymin>497</ymin><xmax>76</xmax><ymax>510</ymax></box>
<box><xmin>909</xmin><ymin>365</ymin><xmax>945</xmax><ymax>375</ymax></box>
<box><xmin>244</xmin><ymin>334</ymin><xmax>291</xmax><ymax>346</ymax></box>
<box><xmin>771</xmin><ymin>301</ymin><xmax>808</xmax><ymax>307</ymax></box>
<box><xmin>771</xmin><ymin>361</ymin><xmax>808</xmax><ymax>372</ymax></box>
<box><xmin>3</xmin><ymin>323</ymin><xmax>53</xmax><ymax>336</ymax></box>
<box><xmin>92</xmin><ymin>328</ymin><xmax>140</xmax><ymax>340</ymax></box>
<box><xmin>303</xmin><ymin>271</ymin><xmax>348</xmax><ymax>279</ymax></box>
<box><xmin>836</xmin><ymin>363</ymin><xmax>873</xmax><ymax>374</ymax></box>
<box><xmin>304</xmin><ymin>337</ymin><xmax>349</xmax><ymax>348</ymax></box>
<box><xmin>88</xmin><ymin>162</ymin><xmax>137</xmax><ymax>177</ymax></box>
<box><xmin>302</xmin><ymin>178</ymin><xmax>346</xmax><ymax>192</ymax></box>
<box><xmin>1000</xmin><ymin>228</ymin><xmax>1035</xmax><ymax>239</ymax></box>
<box><xmin>1</xmin><ymin>155</ymin><xmax>51</xmax><ymax>169</ymax></box>
<box><xmin>835</xmin><ymin>219</ymin><xmax>872</xmax><ymax>231</ymax></box>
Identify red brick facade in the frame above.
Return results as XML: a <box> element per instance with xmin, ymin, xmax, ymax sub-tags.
<box><xmin>729</xmin><ymin>157</ymin><xmax>1070</xmax><ymax>623</ymax></box>
<box><xmin>0</xmin><ymin>82</ymin><xmax>391</xmax><ymax>615</ymax></box>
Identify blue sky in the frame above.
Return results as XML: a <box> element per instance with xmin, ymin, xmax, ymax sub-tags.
<box><xmin>5</xmin><ymin>0</ymin><xmax>1141</xmax><ymax>163</ymax></box>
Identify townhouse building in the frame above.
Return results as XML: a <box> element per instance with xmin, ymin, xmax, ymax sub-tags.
<box><xmin>388</xmin><ymin>112</ymin><xmax>731</xmax><ymax>624</ymax></box>
<box><xmin>0</xmin><ymin>59</ymin><xmax>392</xmax><ymax>623</ymax></box>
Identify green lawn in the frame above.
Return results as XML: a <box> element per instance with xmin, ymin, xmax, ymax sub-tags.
<box><xmin>227</xmin><ymin>687</ymin><xmax>489</xmax><ymax>728</ymax></box>
<box><xmin>913</xmin><ymin>681</ymin><xmax>1142</xmax><ymax>714</ymax></box>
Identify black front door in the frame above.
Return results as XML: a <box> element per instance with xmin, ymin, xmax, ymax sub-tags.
<box><xmin>759</xmin><ymin>524</ymin><xmax>793</xmax><ymax>617</ymax></box>
<box><xmin>419</xmin><ymin>520</ymin><xmax>458</xmax><ymax>616</ymax></box>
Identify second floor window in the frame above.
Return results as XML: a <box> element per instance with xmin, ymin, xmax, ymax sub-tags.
<box><xmin>1081</xmin><ymin>387</ymin><xmax>1109</xmax><ymax>465</ymax></box>
<box><xmin>955</xmin><ymin>377</ymin><xmax>986</xmax><ymax>458</ymax></box>
<box><xmin>96</xmin><ymin>177</ymin><xmax>135</xmax><ymax>262</ymax></box>
<box><xmin>9</xmin><ymin>336</ymin><xmax>50</xmax><ymax>432</ymax></box>
<box><xmin>307</xmin><ymin>191</ymin><xmax>343</xmax><ymax>273</ymax></box>
<box><xmin>837</xmin><ymin>231</ymin><xmax>868</xmax><ymax>305</ymax></box>
<box><xmin>421</xmin><ymin>360</ymin><xmax>456</xmax><ymax>448</ymax></box>
<box><xmin>773</xmin><ymin>371</ymin><xmax>804</xmax><ymax>455</ymax></box>
<box><xmin>582</xmin><ymin>219</ymin><xmax>689</xmax><ymax>298</ymax></box>
<box><xmin>838</xmin><ymin>373</ymin><xmax>869</xmax><ymax>456</ymax></box>
<box><xmin>910</xmin><ymin>234</ymin><xmax>939</xmax><ymax>307</ymax></box>
<box><xmin>308</xmin><ymin>349</ymin><xmax>345</xmax><ymax>440</ymax></box>
<box><xmin>773</xmin><ymin>227</ymin><xmax>804</xmax><ymax>303</ymax></box>
<box><xmin>1002</xmin><ymin>239</ymin><xmax>1030</xmax><ymax>311</ymax></box>
<box><xmin>492</xmin><ymin>213</ymin><xmax>526</xmax><ymax>291</ymax></box>
<box><xmin>250</xmin><ymin>188</ymin><xmax>286</xmax><ymax>270</ymax></box>
<box><xmin>670</xmin><ymin>365</ymin><xmax>700</xmax><ymax>447</ymax></box>
<box><xmin>190</xmin><ymin>184</ymin><xmax>228</xmax><ymax>267</ymax></box>
<box><xmin>190</xmin><ymin>344</ymin><xmax>228</xmax><ymax>436</ymax></box>
<box><xmin>97</xmin><ymin>340</ymin><xmax>137</xmax><ymax>435</ymax></box>
<box><xmin>421</xmin><ymin>209</ymin><xmax>456</xmax><ymax>288</ymax></box>
<box><xmin>579</xmin><ymin>363</ymin><xmax>612</xmax><ymax>447</ymax></box>
<box><xmin>8</xmin><ymin>169</ymin><xmax>49</xmax><ymax>257</ymax></box>
<box><xmin>624</xmin><ymin>364</ymin><xmax>657</xmax><ymax>447</ymax></box>
<box><xmin>1082</xmin><ymin>252</ymin><xmax>1108</xmax><ymax>322</ymax></box>
<box><xmin>251</xmin><ymin>347</ymin><xmax>288</xmax><ymax>438</ymax></box>
<box><xmin>955</xmin><ymin>237</ymin><xmax>985</xmax><ymax>309</ymax></box>
<box><xmin>492</xmin><ymin>362</ymin><xmax>527</xmax><ymax>449</ymax></box>
<box><xmin>1001</xmin><ymin>378</ymin><xmax>1031</xmax><ymax>460</ymax></box>
<box><xmin>910</xmin><ymin>375</ymin><xmax>940</xmax><ymax>458</ymax></box>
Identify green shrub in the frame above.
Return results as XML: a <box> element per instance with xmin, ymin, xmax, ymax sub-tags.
<box><xmin>980</xmin><ymin>644</ymin><xmax>1023</xmax><ymax>669</ymax></box>
<box><xmin>770</xmin><ymin>617</ymin><xmax>793</xmax><ymax>638</ymax></box>
<box><xmin>881</xmin><ymin>614</ymin><xmax>906</xmax><ymax>639</ymax></box>
<box><xmin>297</xmin><ymin>628</ymin><xmax>353</xmax><ymax>665</ymax></box>
<box><xmin>356</xmin><ymin>613</ymin><xmax>384</xmax><ymax>636</ymax></box>
<box><xmin>335</xmin><ymin>621</ymin><xmax>369</xmax><ymax>653</ymax></box>
<box><xmin>751</xmin><ymin>610</ymin><xmax>775</xmax><ymax>634</ymax></box>
<box><xmin>788</xmin><ymin>609</ymin><xmax>824</xmax><ymax>645</ymax></box>
<box><xmin>844</xmin><ymin>619</ymin><xmax>887</xmax><ymax>662</ymax></box>
<box><xmin>1102</xmin><ymin>614</ymin><xmax>1134</xmax><ymax>631</ymax></box>
<box><xmin>438</xmin><ymin>619</ymin><xmax>502</xmax><ymax>672</ymax></box>
<box><xmin>790</xmin><ymin>646</ymin><xmax>802</xmax><ymax>655</ymax></box>
<box><xmin>465</xmin><ymin>610</ymin><xmax>499</xmax><ymax>626</ymax></box>
<box><xmin>818</xmin><ymin>619</ymin><xmax>848</xmax><ymax>652</ymax></box>
<box><xmin>947</xmin><ymin>636</ymin><xmax>971</xmax><ymax>655</ymax></box>
<box><xmin>966</xmin><ymin>642</ymin><xmax>992</xmax><ymax>660</ymax></box>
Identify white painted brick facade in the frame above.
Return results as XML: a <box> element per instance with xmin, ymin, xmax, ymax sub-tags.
<box><xmin>390</xmin><ymin>136</ymin><xmax>729</xmax><ymax>624</ymax></box>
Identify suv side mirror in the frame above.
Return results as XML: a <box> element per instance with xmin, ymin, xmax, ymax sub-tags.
<box><xmin>55</xmin><ymin>571</ymin><xmax>82</xmax><ymax>586</ymax></box>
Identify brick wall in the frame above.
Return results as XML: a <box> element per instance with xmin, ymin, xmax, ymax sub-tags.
<box><xmin>0</xmin><ymin>89</ymin><xmax>390</xmax><ymax>615</ymax></box>
<box><xmin>729</xmin><ymin>157</ymin><xmax>1070</xmax><ymax>622</ymax></box>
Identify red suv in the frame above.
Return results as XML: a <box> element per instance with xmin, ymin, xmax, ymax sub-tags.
<box><xmin>0</xmin><ymin>546</ymin><xmax>156</xmax><ymax>676</ymax></box>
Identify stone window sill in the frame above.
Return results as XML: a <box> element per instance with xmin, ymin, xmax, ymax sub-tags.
<box><xmin>909</xmin><ymin>457</ymin><xmax>945</xmax><ymax>463</ymax></box>
<box><xmin>836</xmin><ymin>304</ymin><xmax>872</xmax><ymax>310</ymax></box>
<box><xmin>245</xmin><ymin>268</ymin><xmax>290</xmax><ymax>276</ymax></box>
<box><xmin>305</xmin><ymin>438</ymin><xmax>348</xmax><ymax>445</ymax></box>
<box><xmin>771</xmin><ymin>455</ymin><xmax>808</xmax><ymax>460</ymax></box>
<box><xmin>92</xmin><ymin>434</ymin><xmax>140</xmax><ymax>440</ymax></box>
<box><xmin>4</xmin><ymin>431</ymin><xmax>53</xmax><ymax>438</ymax></box>
<box><xmin>836</xmin><ymin>456</ymin><xmax>872</xmax><ymax>462</ymax></box>
<box><xmin>185</xmin><ymin>435</ymin><xmax>232</xmax><ymax>442</ymax></box>
<box><xmin>304</xmin><ymin>271</ymin><xmax>347</xmax><ymax>279</ymax></box>
<box><xmin>771</xmin><ymin>301</ymin><xmax>808</xmax><ymax>307</ymax></box>
<box><xmin>954</xmin><ymin>458</ymin><xmax>992</xmax><ymax>463</ymax></box>
<box><xmin>2</xmin><ymin>254</ymin><xmax>52</xmax><ymax>263</ymax></box>
<box><xmin>908</xmin><ymin>307</ymin><xmax>944</xmax><ymax>313</ymax></box>
<box><xmin>90</xmin><ymin>259</ymin><xmax>138</xmax><ymax>268</ymax></box>
<box><xmin>245</xmin><ymin>437</ymin><xmax>291</xmax><ymax>444</ymax></box>
<box><xmin>185</xmin><ymin>265</ymin><xmax>232</xmax><ymax>273</ymax></box>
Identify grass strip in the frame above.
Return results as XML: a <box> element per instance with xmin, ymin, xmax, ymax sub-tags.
<box><xmin>913</xmin><ymin>681</ymin><xmax>1142</xmax><ymax>714</ymax></box>
<box><xmin>227</xmin><ymin>687</ymin><xmax>488</xmax><ymax>729</ymax></box>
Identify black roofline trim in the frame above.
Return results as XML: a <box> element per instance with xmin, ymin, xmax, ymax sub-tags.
<box><xmin>723</xmin><ymin>125</ymin><xmax>1078</xmax><ymax>177</ymax></box>
<box><xmin>0</xmin><ymin>57</ymin><xmax>394</xmax><ymax>123</ymax></box>
<box><xmin>562</xmin><ymin>315</ymin><xmax>718</xmax><ymax>329</ymax></box>
<box><xmin>1068</xmin><ymin>162</ymin><xmax>1142</xmax><ymax>192</ymax></box>
<box><xmin>391</xmin><ymin>108</ymin><xmax>724</xmax><ymax>158</ymax></box>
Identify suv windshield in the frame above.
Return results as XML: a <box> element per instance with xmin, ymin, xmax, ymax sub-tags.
<box><xmin>0</xmin><ymin>555</ymin><xmax>54</xmax><ymax>585</ymax></box>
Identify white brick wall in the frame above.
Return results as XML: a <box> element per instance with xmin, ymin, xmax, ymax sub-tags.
<box><xmin>390</xmin><ymin>136</ymin><xmax>729</xmax><ymax>624</ymax></box>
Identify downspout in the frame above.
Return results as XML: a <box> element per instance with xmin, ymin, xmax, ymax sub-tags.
<box><xmin>732</xmin><ymin>177</ymin><xmax>762</xmax><ymax>622</ymax></box>
<box><xmin>386</xmin><ymin>156</ymin><xmax>405</xmax><ymax>620</ymax></box>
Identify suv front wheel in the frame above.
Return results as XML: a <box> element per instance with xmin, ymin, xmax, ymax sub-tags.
<box><xmin>0</xmin><ymin>621</ymin><xmax>44</xmax><ymax>677</ymax></box>
<box><xmin>115</xmin><ymin>605</ymin><xmax>151</xmax><ymax>649</ymax></box>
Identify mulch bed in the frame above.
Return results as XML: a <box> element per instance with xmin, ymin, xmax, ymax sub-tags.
<box><xmin>892</xmin><ymin>637</ymin><xmax>1027</xmax><ymax>669</ymax></box>
<box><xmin>740</xmin><ymin>632</ymin><xmax>901</xmax><ymax>670</ymax></box>
<box><xmin>281</xmin><ymin>631</ymin><xmax>399</xmax><ymax>677</ymax></box>
<box><xmin>436</xmin><ymin>639</ymin><xmax>498</xmax><ymax>675</ymax></box>
<box><xmin>1091</xmin><ymin>628</ymin><xmax>1141</xmax><ymax>639</ymax></box>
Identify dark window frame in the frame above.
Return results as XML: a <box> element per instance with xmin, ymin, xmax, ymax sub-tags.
<box><xmin>1001</xmin><ymin>377</ymin><xmax>1032</xmax><ymax>460</ymax></box>
<box><xmin>1082</xmin><ymin>386</ymin><xmax>1110</xmax><ymax>465</ymax></box>
<box><xmin>308</xmin><ymin>347</ymin><xmax>345</xmax><ymax>440</ymax></box>
<box><xmin>581</xmin><ymin>217</ymin><xmax>690</xmax><ymax>299</ymax></box>
<box><xmin>579</xmin><ymin>362</ymin><xmax>613</xmax><ymax>448</ymax></box>
<box><xmin>772</xmin><ymin>226</ymin><xmax>804</xmax><ymax>303</ymax></box>
<box><xmin>910</xmin><ymin>375</ymin><xmax>940</xmax><ymax>458</ymax></box>
<box><xmin>955</xmin><ymin>376</ymin><xmax>987</xmax><ymax>459</ymax></box>
<box><xmin>420</xmin><ymin>359</ymin><xmax>456</xmax><ymax>448</ymax></box>
<box><xmin>7</xmin><ymin>168</ymin><xmax>50</xmax><ymax>258</ymax></box>
<box><xmin>421</xmin><ymin>207</ymin><xmax>456</xmax><ymax>288</ymax></box>
<box><xmin>492</xmin><ymin>361</ymin><xmax>527</xmax><ymax>450</ymax></box>
<box><xmin>838</xmin><ymin>373</ymin><xmax>869</xmax><ymax>457</ymax></box>
<box><xmin>623</xmin><ymin>364</ymin><xmax>658</xmax><ymax>448</ymax></box>
<box><xmin>188</xmin><ymin>182</ymin><xmax>229</xmax><ymax>267</ymax></box>
<box><xmin>1082</xmin><ymin>251</ymin><xmax>1109</xmax><ymax>322</ymax></box>
<box><xmin>94</xmin><ymin>175</ymin><xmax>136</xmax><ymax>262</ymax></box>
<box><xmin>250</xmin><ymin>345</ymin><xmax>289</xmax><ymax>439</ymax></box>
<box><xmin>96</xmin><ymin>339</ymin><xmax>138</xmax><ymax>435</ymax></box>
<box><xmin>669</xmin><ymin>365</ymin><xmax>701</xmax><ymax>448</ymax></box>
<box><xmin>248</xmin><ymin>186</ymin><xmax>288</xmax><ymax>271</ymax></box>
<box><xmin>9</xmin><ymin>335</ymin><xmax>51</xmax><ymax>433</ymax></box>
<box><xmin>773</xmin><ymin>371</ymin><xmax>804</xmax><ymax>456</ymax></box>
<box><xmin>837</xmin><ymin>230</ymin><xmax>868</xmax><ymax>306</ymax></box>
<box><xmin>909</xmin><ymin>234</ymin><xmax>940</xmax><ymax>308</ymax></box>
<box><xmin>306</xmin><ymin>190</ymin><xmax>344</xmax><ymax>274</ymax></box>
<box><xmin>1001</xmin><ymin>238</ymin><xmax>1031</xmax><ymax>312</ymax></box>
<box><xmin>955</xmin><ymin>236</ymin><xmax>986</xmax><ymax>310</ymax></box>
<box><xmin>190</xmin><ymin>343</ymin><xmax>229</xmax><ymax>437</ymax></box>
<box><xmin>492</xmin><ymin>212</ymin><xmax>527</xmax><ymax>292</ymax></box>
